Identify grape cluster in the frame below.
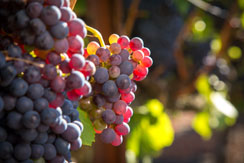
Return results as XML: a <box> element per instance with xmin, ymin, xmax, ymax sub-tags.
<box><xmin>0</xmin><ymin>0</ymin><xmax>86</xmax><ymax>54</ymax></box>
<box><xmin>79</xmin><ymin>34</ymin><xmax>153</xmax><ymax>146</ymax></box>
<box><xmin>0</xmin><ymin>39</ymin><xmax>87</xmax><ymax>162</ymax></box>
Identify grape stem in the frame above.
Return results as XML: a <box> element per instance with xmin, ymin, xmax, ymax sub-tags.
<box><xmin>1</xmin><ymin>50</ymin><xmax>45</xmax><ymax>68</ymax></box>
<box><xmin>85</xmin><ymin>25</ymin><xmax>106</xmax><ymax>47</ymax></box>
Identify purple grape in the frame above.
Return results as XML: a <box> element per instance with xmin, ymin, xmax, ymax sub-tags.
<box><xmin>60</xmin><ymin>7</ymin><xmax>72</xmax><ymax>22</ymax></box>
<box><xmin>66</xmin><ymin>71</ymin><xmax>85</xmax><ymax>90</ymax></box>
<box><xmin>119</xmin><ymin>49</ymin><xmax>130</xmax><ymax>61</ymax></box>
<box><xmin>14</xmin><ymin>144</ymin><xmax>31</xmax><ymax>161</ymax></box>
<box><xmin>119</xmin><ymin>61</ymin><xmax>133</xmax><ymax>75</ymax></box>
<box><xmin>61</xmin><ymin>123</ymin><xmax>81</xmax><ymax>142</ymax></box>
<box><xmin>87</xmin><ymin>54</ymin><xmax>100</xmax><ymax>66</ymax></box>
<box><xmin>0</xmin><ymin>142</ymin><xmax>13</xmax><ymax>159</ymax></box>
<box><xmin>24</xmin><ymin>66</ymin><xmax>41</xmax><ymax>83</ymax></box>
<box><xmin>34</xmin><ymin>98</ymin><xmax>49</xmax><ymax>112</ymax></box>
<box><xmin>40</xmin><ymin>6</ymin><xmax>61</xmax><ymax>26</ymax></box>
<box><xmin>43</xmin><ymin>144</ymin><xmax>56</xmax><ymax>160</ymax></box>
<box><xmin>100</xmin><ymin>128</ymin><xmax>116</xmax><ymax>144</ymax></box>
<box><xmin>52</xmin><ymin>118</ymin><xmax>67</xmax><ymax>134</ymax></box>
<box><xmin>96</xmin><ymin>47</ymin><xmax>110</xmax><ymax>62</ymax></box>
<box><xmin>29</xmin><ymin>18</ymin><xmax>46</xmax><ymax>35</ymax></box>
<box><xmin>46</xmin><ymin>0</ymin><xmax>64</xmax><ymax>7</ymax></box>
<box><xmin>109</xmin><ymin>54</ymin><xmax>122</xmax><ymax>66</ymax></box>
<box><xmin>50</xmin><ymin>76</ymin><xmax>66</xmax><ymax>93</ymax></box>
<box><xmin>31</xmin><ymin>144</ymin><xmax>44</xmax><ymax>159</ymax></box>
<box><xmin>42</xmin><ymin>64</ymin><xmax>57</xmax><ymax>80</ymax></box>
<box><xmin>27</xmin><ymin>83</ymin><xmax>44</xmax><ymax>100</ymax></box>
<box><xmin>41</xmin><ymin>108</ymin><xmax>58</xmax><ymax>126</ymax></box>
<box><xmin>70</xmin><ymin>137</ymin><xmax>82</xmax><ymax>151</ymax></box>
<box><xmin>46</xmin><ymin>52</ymin><xmax>61</xmax><ymax>65</ymax></box>
<box><xmin>22</xmin><ymin>111</ymin><xmax>40</xmax><ymax>129</ymax></box>
<box><xmin>54</xmin><ymin>38</ymin><xmax>69</xmax><ymax>53</ymax></box>
<box><xmin>116</xmin><ymin>74</ymin><xmax>131</xmax><ymax>89</ymax></box>
<box><xmin>0</xmin><ymin>127</ymin><xmax>7</xmax><ymax>142</ymax></box>
<box><xmin>20</xmin><ymin>128</ymin><xmax>38</xmax><ymax>142</ymax></box>
<box><xmin>93</xmin><ymin>94</ymin><xmax>106</xmax><ymax>107</ymax></box>
<box><xmin>6</xmin><ymin>111</ymin><xmax>22</xmax><ymax>130</ymax></box>
<box><xmin>108</xmin><ymin>65</ymin><xmax>120</xmax><ymax>78</ymax></box>
<box><xmin>50</xmin><ymin>21</ymin><xmax>69</xmax><ymax>39</ymax></box>
<box><xmin>16</xmin><ymin>96</ymin><xmax>33</xmax><ymax>113</ymax></box>
<box><xmin>35</xmin><ymin>31</ymin><xmax>54</xmax><ymax>50</ymax></box>
<box><xmin>102</xmin><ymin>80</ymin><xmax>118</xmax><ymax>97</ymax></box>
<box><xmin>54</xmin><ymin>137</ymin><xmax>70</xmax><ymax>155</ymax></box>
<box><xmin>7</xmin><ymin>44</ymin><xmax>22</xmax><ymax>58</ymax></box>
<box><xmin>3</xmin><ymin>95</ymin><xmax>16</xmax><ymax>111</ymax></box>
<box><xmin>94</xmin><ymin>67</ymin><xmax>109</xmax><ymax>84</ymax></box>
<box><xmin>0</xmin><ymin>64</ymin><xmax>17</xmax><ymax>86</ymax></box>
<box><xmin>33</xmin><ymin>132</ymin><xmax>48</xmax><ymax>144</ymax></box>
<box><xmin>102</xmin><ymin>109</ymin><xmax>116</xmax><ymax>124</ymax></box>
<box><xmin>26</xmin><ymin>2</ymin><xmax>43</xmax><ymax>18</ymax></box>
<box><xmin>15</xmin><ymin>10</ymin><xmax>30</xmax><ymax>29</ymax></box>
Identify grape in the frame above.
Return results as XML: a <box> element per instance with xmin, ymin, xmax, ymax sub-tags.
<box><xmin>131</xmin><ymin>80</ymin><xmax>137</xmax><ymax>92</ymax></box>
<box><xmin>37</xmin><ymin>123</ymin><xmax>49</xmax><ymax>132</ymax></box>
<box><xmin>40</xmin><ymin>6</ymin><xmax>61</xmax><ymax>26</ymax></box>
<box><xmin>50</xmin><ymin>21</ymin><xmax>69</xmax><ymax>39</ymax></box>
<box><xmin>33</xmin><ymin>132</ymin><xmax>48</xmax><ymax>144</ymax></box>
<box><xmin>0</xmin><ymin>52</ymin><xmax>6</xmax><ymax>68</ymax></box>
<box><xmin>119</xmin><ymin>61</ymin><xmax>133</xmax><ymax>75</ymax></box>
<box><xmin>106</xmin><ymin>91</ymin><xmax>121</xmax><ymax>103</ymax></box>
<box><xmin>69</xmin><ymin>54</ymin><xmax>85</xmax><ymax>70</ymax></box>
<box><xmin>73</xmin><ymin>121</ymin><xmax>83</xmax><ymax>132</ymax></box>
<box><xmin>50</xmin><ymin>76</ymin><xmax>66</xmax><ymax>93</ymax></box>
<box><xmin>0</xmin><ymin>127</ymin><xmax>7</xmax><ymax>141</ymax></box>
<box><xmin>49</xmin><ymin>93</ymin><xmax>65</xmax><ymax>108</ymax></box>
<box><xmin>43</xmin><ymin>144</ymin><xmax>56</xmax><ymax>160</ymax></box>
<box><xmin>13</xmin><ymin>60</ymin><xmax>26</xmax><ymax>74</ymax></box>
<box><xmin>26</xmin><ymin>2</ymin><xmax>43</xmax><ymax>18</ymax></box>
<box><xmin>113</xmin><ymin>100</ymin><xmax>127</xmax><ymax>115</ymax></box>
<box><xmin>38</xmin><ymin>78</ymin><xmax>49</xmax><ymax>88</ymax></box>
<box><xmin>54</xmin><ymin>137</ymin><xmax>70</xmax><ymax>155</ymax></box>
<box><xmin>100</xmin><ymin>128</ymin><xmax>116</xmax><ymax>144</ymax></box>
<box><xmin>109</xmin><ymin>43</ymin><xmax>121</xmax><ymax>54</ymax></box>
<box><xmin>114</xmin><ymin>115</ymin><xmax>124</xmax><ymax>125</ymax></box>
<box><xmin>46</xmin><ymin>0</ymin><xmax>64</xmax><ymax>7</ymax></box>
<box><xmin>79</xmin><ymin>60</ymin><xmax>96</xmax><ymax>77</ymax></box>
<box><xmin>141</xmin><ymin>47</ymin><xmax>151</xmax><ymax>56</ymax></box>
<box><xmin>70</xmin><ymin>137</ymin><xmax>82</xmax><ymax>151</ymax></box>
<box><xmin>93</xmin><ymin>119</ymin><xmax>107</xmax><ymax>131</ymax></box>
<box><xmin>44</xmin><ymin>89</ymin><xmax>56</xmax><ymax>102</ymax></box>
<box><xmin>61</xmin><ymin>123</ymin><xmax>81</xmax><ymax>142</ymax></box>
<box><xmin>60</xmin><ymin>7</ymin><xmax>72</xmax><ymax>22</ymax></box>
<box><xmin>129</xmin><ymin>37</ymin><xmax>143</xmax><ymax>51</ymax></box>
<box><xmin>42</xmin><ymin>64</ymin><xmax>57</xmax><ymax>80</ymax></box>
<box><xmin>0</xmin><ymin>64</ymin><xmax>17</xmax><ymax>86</ymax></box>
<box><xmin>117</xmin><ymin>35</ymin><xmax>130</xmax><ymax>49</ymax></box>
<box><xmin>74</xmin><ymin>81</ymin><xmax>92</xmax><ymax>96</ymax></box>
<box><xmin>59</xmin><ymin>60</ymin><xmax>71</xmax><ymax>73</ymax></box>
<box><xmin>22</xmin><ymin>111</ymin><xmax>41</xmax><ymax>129</ymax></box>
<box><xmin>15</xmin><ymin>10</ymin><xmax>30</xmax><ymax>29</ymax></box>
<box><xmin>24</xmin><ymin>66</ymin><xmax>41</xmax><ymax>83</ymax></box>
<box><xmin>20</xmin><ymin>128</ymin><xmax>38</xmax><ymax>142</ymax></box>
<box><xmin>49</xmin><ymin>155</ymin><xmax>65</xmax><ymax>163</ymax></box>
<box><xmin>93</xmin><ymin>94</ymin><xmax>106</xmax><ymax>107</ymax></box>
<box><xmin>14</xmin><ymin>144</ymin><xmax>31</xmax><ymax>161</ymax></box>
<box><xmin>66</xmin><ymin>71</ymin><xmax>85</xmax><ymax>90</ymax></box>
<box><xmin>108</xmin><ymin>65</ymin><xmax>120</xmax><ymax>78</ymax></box>
<box><xmin>96</xmin><ymin>47</ymin><xmax>110</xmax><ymax>62</ymax></box>
<box><xmin>3</xmin><ymin>95</ymin><xmax>16</xmax><ymax>111</ymax></box>
<box><xmin>69</xmin><ymin>109</ymin><xmax>79</xmax><ymax>122</ymax></box>
<box><xmin>102</xmin><ymin>109</ymin><xmax>116</xmax><ymax>124</ymax></box>
<box><xmin>121</xmin><ymin>92</ymin><xmax>135</xmax><ymax>104</ymax></box>
<box><xmin>62</xmin><ymin>115</ymin><xmax>71</xmax><ymax>123</ymax></box>
<box><xmin>133</xmin><ymin>64</ymin><xmax>148</xmax><ymax>77</ymax></box>
<box><xmin>141</xmin><ymin>56</ymin><xmax>153</xmax><ymax>67</ymax></box>
<box><xmin>7</xmin><ymin>44</ymin><xmax>22</xmax><ymax>58</ymax></box>
<box><xmin>68</xmin><ymin>18</ymin><xmax>86</xmax><ymax>38</ymax></box>
<box><xmin>41</xmin><ymin>108</ymin><xmax>58</xmax><ymax>126</ymax></box>
<box><xmin>16</xmin><ymin>96</ymin><xmax>33</xmax><ymax>113</ymax></box>
<box><xmin>124</xmin><ymin>106</ymin><xmax>133</xmax><ymax>119</ymax></box>
<box><xmin>29</xmin><ymin>18</ymin><xmax>46</xmax><ymax>35</ymax></box>
<box><xmin>46</xmin><ymin>52</ymin><xmax>61</xmax><ymax>66</ymax></box>
<box><xmin>118</xmin><ymin>87</ymin><xmax>131</xmax><ymax>94</ymax></box>
<box><xmin>52</xmin><ymin>118</ymin><xmax>67</xmax><ymax>134</ymax></box>
<box><xmin>47</xmin><ymin>134</ymin><xmax>56</xmax><ymax>144</ymax></box>
<box><xmin>67</xmin><ymin>35</ymin><xmax>84</xmax><ymax>53</ymax></box>
<box><xmin>111</xmin><ymin>133</ymin><xmax>123</xmax><ymax>146</ymax></box>
<box><xmin>109</xmin><ymin>54</ymin><xmax>122</xmax><ymax>66</ymax></box>
<box><xmin>63</xmin><ymin>0</ymin><xmax>70</xmax><ymax>7</ymax></box>
<box><xmin>0</xmin><ymin>141</ymin><xmax>13</xmax><ymax>159</ymax></box>
<box><xmin>94</xmin><ymin>67</ymin><xmax>109</xmax><ymax>84</ymax></box>
<box><xmin>87</xmin><ymin>41</ymin><xmax>100</xmax><ymax>55</ymax></box>
<box><xmin>119</xmin><ymin>49</ymin><xmax>130</xmax><ymax>61</ymax></box>
<box><xmin>116</xmin><ymin>74</ymin><xmax>131</xmax><ymax>89</ymax></box>
<box><xmin>61</xmin><ymin>99</ymin><xmax>73</xmax><ymax>115</ymax></box>
<box><xmin>102</xmin><ymin>80</ymin><xmax>118</xmax><ymax>97</ymax></box>
<box><xmin>115</xmin><ymin>123</ymin><xmax>130</xmax><ymax>136</ymax></box>
<box><xmin>87</xmin><ymin>55</ymin><xmax>100</xmax><ymax>66</ymax></box>
<box><xmin>35</xmin><ymin>31</ymin><xmax>54</xmax><ymax>50</ymax></box>
<box><xmin>31</xmin><ymin>144</ymin><xmax>44</xmax><ymax>159</ymax></box>
<box><xmin>132</xmin><ymin>50</ymin><xmax>144</xmax><ymax>62</ymax></box>
<box><xmin>27</xmin><ymin>84</ymin><xmax>44</xmax><ymax>100</ymax></box>
<box><xmin>5</xmin><ymin>157</ymin><xmax>18</xmax><ymax>163</ymax></box>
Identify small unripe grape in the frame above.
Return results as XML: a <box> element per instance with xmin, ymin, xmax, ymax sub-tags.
<box><xmin>87</xmin><ymin>41</ymin><xmax>100</xmax><ymax>55</ymax></box>
<box><xmin>109</xmin><ymin>34</ymin><xmax>119</xmax><ymax>44</ymax></box>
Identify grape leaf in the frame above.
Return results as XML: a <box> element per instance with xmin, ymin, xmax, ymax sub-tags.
<box><xmin>78</xmin><ymin>108</ymin><xmax>95</xmax><ymax>146</ymax></box>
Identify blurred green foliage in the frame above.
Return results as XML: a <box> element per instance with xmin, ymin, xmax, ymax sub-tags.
<box><xmin>126</xmin><ymin>99</ymin><xmax>174</xmax><ymax>159</ymax></box>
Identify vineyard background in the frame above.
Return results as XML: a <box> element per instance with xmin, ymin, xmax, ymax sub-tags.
<box><xmin>72</xmin><ymin>0</ymin><xmax>244</xmax><ymax>163</ymax></box>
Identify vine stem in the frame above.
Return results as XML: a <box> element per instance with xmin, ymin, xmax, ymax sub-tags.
<box><xmin>85</xmin><ymin>25</ymin><xmax>106</xmax><ymax>47</ymax></box>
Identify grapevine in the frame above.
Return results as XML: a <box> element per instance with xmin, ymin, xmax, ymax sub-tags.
<box><xmin>0</xmin><ymin>0</ymin><xmax>153</xmax><ymax>162</ymax></box>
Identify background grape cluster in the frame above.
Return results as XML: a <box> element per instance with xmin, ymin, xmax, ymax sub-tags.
<box><xmin>79</xmin><ymin>34</ymin><xmax>153</xmax><ymax>146</ymax></box>
<box><xmin>0</xmin><ymin>0</ymin><xmax>153</xmax><ymax>162</ymax></box>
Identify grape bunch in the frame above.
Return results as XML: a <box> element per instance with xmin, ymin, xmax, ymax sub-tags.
<box><xmin>0</xmin><ymin>0</ymin><xmax>86</xmax><ymax>55</ymax></box>
<box><xmin>79</xmin><ymin>34</ymin><xmax>153</xmax><ymax>146</ymax></box>
<box><xmin>0</xmin><ymin>38</ymin><xmax>89</xmax><ymax>162</ymax></box>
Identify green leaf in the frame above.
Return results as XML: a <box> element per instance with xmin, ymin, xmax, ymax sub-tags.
<box><xmin>78</xmin><ymin>108</ymin><xmax>95</xmax><ymax>146</ymax></box>
<box><xmin>192</xmin><ymin>111</ymin><xmax>212</xmax><ymax>140</ymax></box>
